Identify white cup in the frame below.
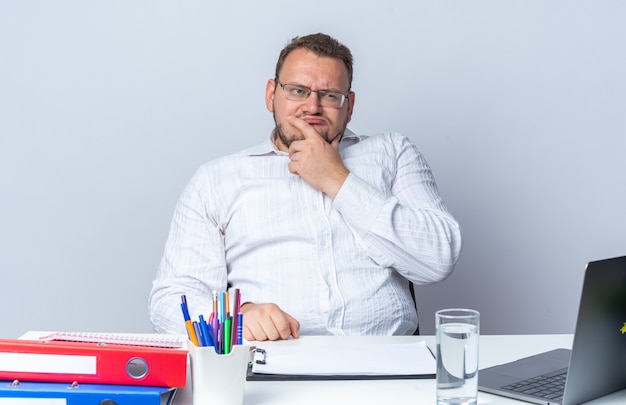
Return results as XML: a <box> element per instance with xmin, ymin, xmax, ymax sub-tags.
<box><xmin>187</xmin><ymin>341</ymin><xmax>250</xmax><ymax>405</ymax></box>
<box><xmin>435</xmin><ymin>308</ymin><xmax>480</xmax><ymax>405</ymax></box>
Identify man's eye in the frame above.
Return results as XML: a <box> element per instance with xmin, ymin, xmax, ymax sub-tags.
<box><xmin>290</xmin><ymin>87</ymin><xmax>307</xmax><ymax>95</ymax></box>
<box><xmin>321</xmin><ymin>92</ymin><xmax>339</xmax><ymax>100</ymax></box>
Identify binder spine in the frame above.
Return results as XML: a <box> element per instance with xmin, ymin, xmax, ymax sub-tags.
<box><xmin>0</xmin><ymin>339</ymin><xmax>187</xmax><ymax>388</ymax></box>
<box><xmin>0</xmin><ymin>380</ymin><xmax>176</xmax><ymax>405</ymax></box>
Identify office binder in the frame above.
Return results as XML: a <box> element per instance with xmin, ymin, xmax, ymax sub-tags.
<box><xmin>0</xmin><ymin>338</ymin><xmax>187</xmax><ymax>388</ymax></box>
<box><xmin>0</xmin><ymin>380</ymin><xmax>177</xmax><ymax>405</ymax></box>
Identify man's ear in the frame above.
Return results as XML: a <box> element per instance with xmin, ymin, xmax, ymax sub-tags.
<box><xmin>265</xmin><ymin>78</ymin><xmax>276</xmax><ymax>112</ymax></box>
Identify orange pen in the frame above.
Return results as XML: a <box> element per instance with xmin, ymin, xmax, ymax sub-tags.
<box><xmin>181</xmin><ymin>295</ymin><xmax>199</xmax><ymax>346</ymax></box>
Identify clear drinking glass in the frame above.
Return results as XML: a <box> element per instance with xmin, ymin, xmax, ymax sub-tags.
<box><xmin>436</xmin><ymin>308</ymin><xmax>480</xmax><ymax>405</ymax></box>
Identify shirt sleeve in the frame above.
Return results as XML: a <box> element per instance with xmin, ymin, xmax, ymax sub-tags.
<box><xmin>148</xmin><ymin>167</ymin><xmax>227</xmax><ymax>334</ymax></box>
<box><xmin>332</xmin><ymin>133</ymin><xmax>462</xmax><ymax>285</ymax></box>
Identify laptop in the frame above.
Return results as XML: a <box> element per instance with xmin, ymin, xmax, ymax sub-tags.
<box><xmin>478</xmin><ymin>255</ymin><xmax>626</xmax><ymax>405</ymax></box>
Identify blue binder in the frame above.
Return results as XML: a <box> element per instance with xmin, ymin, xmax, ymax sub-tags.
<box><xmin>0</xmin><ymin>380</ymin><xmax>177</xmax><ymax>404</ymax></box>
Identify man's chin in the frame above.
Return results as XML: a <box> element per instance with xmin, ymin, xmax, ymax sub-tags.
<box><xmin>310</xmin><ymin>126</ymin><xmax>329</xmax><ymax>138</ymax></box>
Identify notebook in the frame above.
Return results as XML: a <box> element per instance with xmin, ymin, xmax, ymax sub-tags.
<box><xmin>38</xmin><ymin>331</ymin><xmax>183</xmax><ymax>348</ymax></box>
<box><xmin>478</xmin><ymin>255</ymin><xmax>626</xmax><ymax>405</ymax></box>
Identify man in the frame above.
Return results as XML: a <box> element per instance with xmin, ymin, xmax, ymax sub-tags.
<box><xmin>149</xmin><ymin>33</ymin><xmax>462</xmax><ymax>341</ymax></box>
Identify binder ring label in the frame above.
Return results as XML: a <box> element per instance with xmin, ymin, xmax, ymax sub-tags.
<box><xmin>126</xmin><ymin>357</ymin><xmax>148</xmax><ymax>379</ymax></box>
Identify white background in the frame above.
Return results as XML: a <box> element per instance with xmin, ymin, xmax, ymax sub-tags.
<box><xmin>1</xmin><ymin>0</ymin><xmax>625</xmax><ymax>337</ymax></box>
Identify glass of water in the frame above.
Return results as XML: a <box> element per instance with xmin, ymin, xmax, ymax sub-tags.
<box><xmin>436</xmin><ymin>308</ymin><xmax>480</xmax><ymax>405</ymax></box>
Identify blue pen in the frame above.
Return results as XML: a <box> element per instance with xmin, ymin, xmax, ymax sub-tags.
<box><xmin>181</xmin><ymin>297</ymin><xmax>199</xmax><ymax>346</ymax></box>
<box><xmin>206</xmin><ymin>322</ymin><xmax>216</xmax><ymax>348</ymax></box>
<box><xmin>237</xmin><ymin>313</ymin><xmax>243</xmax><ymax>345</ymax></box>
<box><xmin>199</xmin><ymin>315</ymin><xmax>214</xmax><ymax>347</ymax></box>
<box><xmin>193</xmin><ymin>321</ymin><xmax>205</xmax><ymax>346</ymax></box>
<box><xmin>219</xmin><ymin>292</ymin><xmax>226</xmax><ymax>323</ymax></box>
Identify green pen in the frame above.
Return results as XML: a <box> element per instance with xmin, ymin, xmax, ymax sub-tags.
<box><xmin>223</xmin><ymin>317</ymin><xmax>232</xmax><ymax>354</ymax></box>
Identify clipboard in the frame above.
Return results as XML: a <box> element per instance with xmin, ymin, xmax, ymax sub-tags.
<box><xmin>246</xmin><ymin>367</ymin><xmax>435</xmax><ymax>381</ymax></box>
<box><xmin>245</xmin><ymin>341</ymin><xmax>436</xmax><ymax>381</ymax></box>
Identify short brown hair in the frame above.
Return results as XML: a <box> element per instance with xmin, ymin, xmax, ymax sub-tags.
<box><xmin>274</xmin><ymin>33</ymin><xmax>354</xmax><ymax>90</ymax></box>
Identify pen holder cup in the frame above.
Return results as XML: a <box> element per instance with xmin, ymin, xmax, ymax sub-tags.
<box><xmin>188</xmin><ymin>341</ymin><xmax>250</xmax><ymax>405</ymax></box>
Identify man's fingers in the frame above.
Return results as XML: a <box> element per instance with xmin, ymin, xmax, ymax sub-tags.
<box><xmin>242</xmin><ymin>324</ymin><xmax>263</xmax><ymax>341</ymax></box>
<box><xmin>287</xmin><ymin>115</ymin><xmax>320</xmax><ymax>140</ymax></box>
<box><xmin>270</xmin><ymin>311</ymin><xmax>300</xmax><ymax>340</ymax></box>
<box><xmin>240</xmin><ymin>302</ymin><xmax>299</xmax><ymax>341</ymax></box>
<box><xmin>288</xmin><ymin>315</ymin><xmax>301</xmax><ymax>339</ymax></box>
<box><xmin>286</xmin><ymin>114</ymin><xmax>306</xmax><ymax>130</ymax></box>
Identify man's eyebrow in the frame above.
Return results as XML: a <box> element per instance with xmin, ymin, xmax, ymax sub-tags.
<box><xmin>284</xmin><ymin>81</ymin><xmax>346</xmax><ymax>93</ymax></box>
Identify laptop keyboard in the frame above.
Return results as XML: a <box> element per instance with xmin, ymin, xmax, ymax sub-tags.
<box><xmin>502</xmin><ymin>368</ymin><xmax>568</xmax><ymax>401</ymax></box>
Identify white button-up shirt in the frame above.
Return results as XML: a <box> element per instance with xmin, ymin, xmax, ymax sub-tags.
<box><xmin>149</xmin><ymin>129</ymin><xmax>462</xmax><ymax>336</ymax></box>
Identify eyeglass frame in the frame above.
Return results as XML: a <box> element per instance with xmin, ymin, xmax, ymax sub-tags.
<box><xmin>274</xmin><ymin>78</ymin><xmax>351</xmax><ymax>108</ymax></box>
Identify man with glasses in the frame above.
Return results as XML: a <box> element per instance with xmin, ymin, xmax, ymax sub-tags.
<box><xmin>149</xmin><ymin>33</ymin><xmax>462</xmax><ymax>341</ymax></box>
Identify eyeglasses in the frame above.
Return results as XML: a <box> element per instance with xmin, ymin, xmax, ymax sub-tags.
<box><xmin>275</xmin><ymin>79</ymin><xmax>350</xmax><ymax>108</ymax></box>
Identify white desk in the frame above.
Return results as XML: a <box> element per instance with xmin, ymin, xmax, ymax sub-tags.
<box><xmin>174</xmin><ymin>334</ymin><xmax>626</xmax><ymax>405</ymax></box>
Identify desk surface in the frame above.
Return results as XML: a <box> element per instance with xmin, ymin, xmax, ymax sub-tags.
<box><xmin>174</xmin><ymin>334</ymin><xmax>626</xmax><ymax>405</ymax></box>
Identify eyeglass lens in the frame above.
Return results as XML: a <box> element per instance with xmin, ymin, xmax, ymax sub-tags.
<box><xmin>278</xmin><ymin>81</ymin><xmax>347</xmax><ymax>108</ymax></box>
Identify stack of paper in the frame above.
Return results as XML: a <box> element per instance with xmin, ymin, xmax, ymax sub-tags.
<box><xmin>249</xmin><ymin>340</ymin><xmax>436</xmax><ymax>380</ymax></box>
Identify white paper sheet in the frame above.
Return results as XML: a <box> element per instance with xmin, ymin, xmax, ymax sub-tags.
<box><xmin>251</xmin><ymin>341</ymin><xmax>435</xmax><ymax>376</ymax></box>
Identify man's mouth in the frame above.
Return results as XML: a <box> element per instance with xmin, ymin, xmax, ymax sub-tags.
<box><xmin>302</xmin><ymin>116</ymin><xmax>326</xmax><ymax>126</ymax></box>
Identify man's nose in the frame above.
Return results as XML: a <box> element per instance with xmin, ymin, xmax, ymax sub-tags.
<box><xmin>304</xmin><ymin>91</ymin><xmax>322</xmax><ymax>112</ymax></box>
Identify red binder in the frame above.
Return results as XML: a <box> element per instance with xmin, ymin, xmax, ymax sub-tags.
<box><xmin>0</xmin><ymin>338</ymin><xmax>187</xmax><ymax>388</ymax></box>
